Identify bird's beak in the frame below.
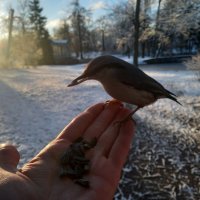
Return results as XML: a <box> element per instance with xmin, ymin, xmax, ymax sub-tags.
<box><xmin>67</xmin><ymin>75</ymin><xmax>89</xmax><ymax>87</ymax></box>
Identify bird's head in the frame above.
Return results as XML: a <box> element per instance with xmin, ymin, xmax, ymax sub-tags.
<box><xmin>67</xmin><ymin>55</ymin><xmax>123</xmax><ymax>87</ymax></box>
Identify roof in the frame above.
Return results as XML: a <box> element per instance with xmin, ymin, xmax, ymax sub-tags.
<box><xmin>51</xmin><ymin>40</ymin><xmax>68</xmax><ymax>45</ymax></box>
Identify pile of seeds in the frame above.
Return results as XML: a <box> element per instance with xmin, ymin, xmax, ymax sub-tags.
<box><xmin>60</xmin><ymin>137</ymin><xmax>97</xmax><ymax>188</ymax></box>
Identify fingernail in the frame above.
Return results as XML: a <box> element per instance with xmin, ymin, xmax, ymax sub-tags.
<box><xmin>104</xmin><ymin>100</ymin><xmax>124</xmax><ymax>108</ymax></box>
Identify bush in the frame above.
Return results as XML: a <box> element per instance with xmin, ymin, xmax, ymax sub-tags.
<box><xmin>0</xmin><ymin>39</ymin><xmax>9</xmax><ymax>68</ymax></box>
<box><xmin>11</xmin><ymin>33</ymin><xmax>42</xmax><ymax>67</ymax></box>
<box><xmin>0</xmin><ymin>32</ymin><xmax>43</xmax><ymax>68</ymax></box>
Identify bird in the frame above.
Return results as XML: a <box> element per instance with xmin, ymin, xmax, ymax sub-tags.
<box><xmin>68</xmin><ymin>55</ymin><xmax>181</xmax><ymax>121</ymax></box>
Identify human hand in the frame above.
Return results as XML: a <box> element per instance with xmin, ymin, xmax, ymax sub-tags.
<box><xmin>0</xmin><ymin>103</ymin><xmax>135</xmax><ymax>200</ymax></box>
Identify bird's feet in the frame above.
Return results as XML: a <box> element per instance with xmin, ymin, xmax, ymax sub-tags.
<box><xmin>114</xmin><ymin>112</ymin><xmax>136</xmax><ymax>126</ymax></box>
<box><xmin>113</xmin><ymin>113</ymin><xmax>136</xmax><ymax>135</ymax></box>
<box><xmin>114</xmin><ymin>107</ymin><xmax>140</xmax><ymax>126</ymax></box>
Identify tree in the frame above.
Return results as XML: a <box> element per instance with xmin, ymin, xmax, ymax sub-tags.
<box><xmin>133</xmin><ymin>0</ymin><xmax>141</xmax><ymax>66</ymax></box>
<box><xmin>29</xmin><ymin>0</ymin><xmax>46</xmax><ymax>38</ymax></box>
<box><xmin>156</xmin><ymin>0</ymin><xmax>200</xmax><ymax>55</ymax></box>
<box><xmin>155</xmin><ymin>0</ymin><xmax>162</xmax><ymax>30</ymax></box>
<box><xmin>53</xmin><ymin>20</ymin><xmax>71</xmax><ymax>40</ymax></box>
<box><xmin>53</xmin><ymin>19</ymin><xmax>72</xmax><ymax>55</ymax></box>
<box><xmin>96</xmin><ymin>16</ymin><xmax>111</xmax><ymax>52</ymax></box>
<box><xmin>68</xmin><ymin>0</ymin><xmax>91</xmax><ymax>59</ymax></box>
<box><xmin>154</xmin><ymin>0</ymin><xmax>163</xmax><ymax>57</ymax></box>
<box><xmin>0</xmin><ymin>38</ymin><xmax>9</xmax><ymax>67</ymax></box>
<box><xmin>16</xmin><ymin>0</ymin><xmax>30</xmax><ymax>34</ymax></box>
<box><xmin>29</xmin><ymin>0</ymin><xmax>54</xmax><ymax>64</ymax></box>
<box><xmin>109</xmin><ymin>1</ymin><xmax>135</xmax><ymax>55</ymax></box>
<box><xmin>109</xmin><ymin>0</ymin><xmax>152</xmax><ymax>63</ymax></box>
<box><xmin>6</xmin><ymin>9</ymin><xmax>14</xmax><ymax>61</ymax></box>
<box><xmin>0</xmin><ymin>6</ymin><xmax>42</xmax><ymax>68</ymax></box>
<box><xmin>11</xmin><ymin>32</ymin><xmax>43</xmax><ymax>67</ymax></box>
<box><xmin>140</xmin><ymin>0</ymin><xmax>153</xmax><ymax>57</ymax></box>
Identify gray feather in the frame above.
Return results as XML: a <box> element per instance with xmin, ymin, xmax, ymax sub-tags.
<box><xmin>87</xmin><ymin>55</ymin><xmax>181</xmax><ymax>105</ymax></box>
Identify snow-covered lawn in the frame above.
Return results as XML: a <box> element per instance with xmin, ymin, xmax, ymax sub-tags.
<box><xmin>0</xmin><ymin>61</ymin><xmax>199</xmax><ymax>199</ymax></box>
<box><xmin>0</xmin><ymin>64</ymin><xmax>108</xmax><ymax>164</ymax></box>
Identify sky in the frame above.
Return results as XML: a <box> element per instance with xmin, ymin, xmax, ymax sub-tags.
<box><xmin>0</xmin><ymin>0</ymin><xmax>114</xmax><ymax>36</ymax></box>
<box><xmin>41</xmin><ymin>0</ymin><xmax>109</xmax><ymax>30</ymax></box>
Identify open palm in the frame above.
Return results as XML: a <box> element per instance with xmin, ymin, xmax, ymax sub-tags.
<box><xmin>0</xmin><ymin>103</ymin><xmax>135</xmax><ymax>200</ymax></box>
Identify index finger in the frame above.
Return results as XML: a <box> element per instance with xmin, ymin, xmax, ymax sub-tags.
<box><xmin>56</xmin><ymin>103</ymin><xmax>105</xmax><ymax>142</ymax></box>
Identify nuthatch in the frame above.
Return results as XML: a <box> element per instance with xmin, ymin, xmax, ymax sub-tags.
<box><xmin>68</xmin><ymin>55</ymin><xmax>181</xmax><ymax>120</ymax></box>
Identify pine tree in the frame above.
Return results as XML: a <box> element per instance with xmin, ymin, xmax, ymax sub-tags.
<box><xmin>29</xmin><ymin>0</ymin><xmax>54</xmax><ymax>64</ymax></box>
<box><xmin>29</xmin><ymin>0</ymin><xmax>46</xmax><ymax>38</ymax></box>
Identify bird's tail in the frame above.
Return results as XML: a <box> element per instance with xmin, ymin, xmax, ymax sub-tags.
<box><xmin>167</xmin><ymin>93</ymin><xmax>182</xmax><ymax>106</ymax></box>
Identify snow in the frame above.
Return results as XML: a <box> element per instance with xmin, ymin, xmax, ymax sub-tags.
<box><xmin>0</xmin><ymin>65</ymin><xmax>108</xmax><ymax>165</ymax></box>
<box><xmin>0</xmin><ymin>59</ymin><xmax>200</xmax><ymax>199</ymax></box>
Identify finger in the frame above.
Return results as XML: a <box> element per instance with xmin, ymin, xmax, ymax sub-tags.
<box><xmin>0</xmin><ymin>144</ymin><xmax>20</xmax><ymax>171</ymax></box>
<box><xmin>95</xmin><ymin>108</ymin><xmax>132</xmax><ymax>157</ymax></box>
<box><xmin>33</xmin><ymin>103</ymin><xmax>105</xmax><ymax>163</ymax></box>
<box><xmin>109</xmin><ymin>118</ymin><xmax>135</xmax><ymax>168</ymax></box>
<box><xmin>56</xmin><ymin>103</ymin><xmax>105</xmax><ymax>141</ymax></box>
<box><xmin>84</xmin><ymin>102</ymin><xmax>123</xmax><ymax>140</ymax></box>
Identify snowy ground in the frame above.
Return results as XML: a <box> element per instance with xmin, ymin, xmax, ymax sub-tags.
<box><xmin>0</xmin><ymin>60</ymin><xmax>200</xmax><ymax>199</ymax></box>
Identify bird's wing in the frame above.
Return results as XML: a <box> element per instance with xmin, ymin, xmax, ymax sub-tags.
<box><xmin>114</xmin><ymin>65</ymin><xmax>174</xmax><ymax>98</ymax></box>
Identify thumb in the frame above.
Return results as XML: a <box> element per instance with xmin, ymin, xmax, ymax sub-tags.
<box><xmin>0</xmin><ymin>144</ymin><xmax>20</xmax><ymax>171</ymax></box>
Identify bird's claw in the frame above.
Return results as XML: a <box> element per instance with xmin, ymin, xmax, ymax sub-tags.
<box><xmin>113</xmin><ymin>114</ymin><xmax>136</xmax><ymax>126</ymax></box>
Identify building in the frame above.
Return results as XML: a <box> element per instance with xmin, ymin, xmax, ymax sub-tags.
<box><xmin>51</xmin><ymin>39</ymin><xmax>70</xmax><ymax>64</ymax></box>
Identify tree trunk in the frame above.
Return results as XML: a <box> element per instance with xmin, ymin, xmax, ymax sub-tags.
<box><xmin>102</xmin><ymin>30</ymin><xmax>105</xmax><ymax>51</ymax></box>
<box><xmin>77</xmin><ymin>12</ymin><xmax>83</xmax><ymax>59</ymax></box>
<box><xmin>156</xmin><ymin>0</ymin><xmax>162</xmax><ymax>30</ymax></box>
<box><xmin>6</xmin><ymin>9</ymin><xmax>14</xmax><ymax>61</ymax></box>
<box><xmin>133</xmin><ymin>0</ymin><xmax>141</xmax><ymax>67</ymax></box>
<box><xmin>141</xmin><ymin>42</ymin><xmax>145</xmax><ymax>58</ymax></box>
<box><xmin>154</xmin><ymin>0</ymin><xmax>162</xmax><ymax>57</ymax></box>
